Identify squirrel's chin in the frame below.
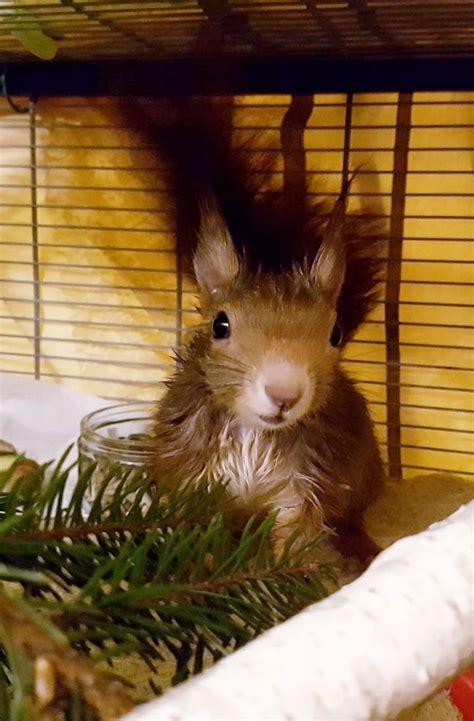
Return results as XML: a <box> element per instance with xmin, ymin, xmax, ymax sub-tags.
<box><xmin>234</xmin><ymin>411</ymin><xmax>303</xmax><ymax>431</ymax></box>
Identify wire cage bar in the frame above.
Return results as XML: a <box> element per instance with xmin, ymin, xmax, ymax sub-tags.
<box><xmin>0</xmin><ymin>89</ymin><xmax>473</xmax><ymax>481</ymax></box>
<box><xmin>1</xmin><ymin>1</ymin><xmax>474</xmax><ymax>62</ymax></box>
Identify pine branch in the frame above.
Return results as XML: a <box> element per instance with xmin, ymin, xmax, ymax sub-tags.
<box><xmin>0</xmin><ymin>590</ymin><xmax>135</xmax><ymax>721</ymax></box>
<box><xmin>0</xmin><ymin>450</ymin><xmax>341</xmax><ymax>719</ymax></box>
<box><xmin>138</xmin><ymin>561</ymin><xmax>336</xmax><ymax>600</ymax></box>
<box><xmin>2</xmin><ymin>518</ymin><xmax>225</xmax><ymax>543</ymax></box>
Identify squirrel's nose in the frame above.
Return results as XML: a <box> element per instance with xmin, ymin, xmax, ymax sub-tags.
<box><xmin>265</xmin><ymin>383</ymin><xmax>302</xmax><ymax>411</ymax></box>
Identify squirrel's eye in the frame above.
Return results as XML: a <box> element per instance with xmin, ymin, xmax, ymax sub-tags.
<box><xmin>330</xmin><ymin>321</ymin><xmax>343</xmax><ymax>348</ymax></box>
<box><xmin>212</xmin><ymin>311</ymin><xmax>231</xmax><ymax>340</ymax></box>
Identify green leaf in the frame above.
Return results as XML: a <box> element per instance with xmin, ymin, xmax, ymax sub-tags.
<box><xmin>12</xmin><ymin>29</ymin><xmax>57</xmax><ymax>60</ymax></box>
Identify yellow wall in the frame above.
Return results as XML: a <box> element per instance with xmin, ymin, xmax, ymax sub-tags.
<box><xmin>0</xmin><ymin>93</ymin><xmax>472</xmax><ymax>479</ymax></box>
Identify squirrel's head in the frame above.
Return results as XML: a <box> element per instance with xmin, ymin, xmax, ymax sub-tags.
<box><xmin>191</xmin><ymin>198</ymin><xmax>347</xmax><ymax>431</ymax></box>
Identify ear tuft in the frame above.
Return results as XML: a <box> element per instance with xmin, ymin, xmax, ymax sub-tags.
<box><xmin>310</xmin><ymin>182</ymin><xmax>349</xmax><ymax>305</ymax></box>
<box><xmin>193</xmin><ymin>201</ymin><xmax>240</xmax><ymax>300</ymax></box>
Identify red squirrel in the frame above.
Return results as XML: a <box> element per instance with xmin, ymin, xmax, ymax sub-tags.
<box><xmin>153</xmin><ymin>100</ymin><xmax>385</xmax><ymax>564</ymax></box>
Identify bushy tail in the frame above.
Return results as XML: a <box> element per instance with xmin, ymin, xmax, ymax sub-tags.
<box><xmin>151</xmin><ymin>97</ymin><xmax>278</xmax><ymax>264</ymax></box>
<box><xmin>121</xmin><ymin>97</ymin><xmax>386</xmax><ymax>343</ymax></box>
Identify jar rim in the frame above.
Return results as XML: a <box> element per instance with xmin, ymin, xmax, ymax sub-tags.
<box><xmin>80</xmin><ymin>401</ymin><xmax>156</xmax><ymax>460</ymax></box>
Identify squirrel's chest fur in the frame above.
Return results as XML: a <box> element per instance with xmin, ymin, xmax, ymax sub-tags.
<box><xmin>201</xmin><ymin>421</ymin><xmax>304</xmax><ymax>512</ymax></box>
<box><xmin>154</xmin><ymin>369</ymin><xmax>384</xmax><ymax>525</ymax></box>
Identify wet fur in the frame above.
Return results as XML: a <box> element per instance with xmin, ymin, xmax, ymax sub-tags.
<box><xmin>155</xmin><ymin>351</ymin><xmax>382</xmax><ymax>531</ymax></box>
<box><xmin>152</xmin><ymin>99</ymin><xmax>385</xmax><ymax>561</ymax></box>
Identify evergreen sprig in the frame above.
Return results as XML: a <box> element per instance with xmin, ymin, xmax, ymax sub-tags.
<box><xmin>0</xmin><ymin>450</ymin><xmax>340</xmax><ymax>720</ymax></box>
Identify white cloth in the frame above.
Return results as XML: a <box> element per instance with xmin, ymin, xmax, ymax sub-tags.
<box><xmin>124</xmin><ymin>502</ymin><xmax>474</xmax><ymax>721</ymax></box>
<box><xmin>0</xmin><ymin>373</ymin><xmax>105</xmax><ymax>462</ymax></box>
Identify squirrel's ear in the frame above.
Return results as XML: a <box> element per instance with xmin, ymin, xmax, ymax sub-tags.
<box><xmin>194</xmin><ymin>202</ymin><xmax>239</xmax><ymax>300</ymax></box>
<box><xmin>310</xmin><ymin>184</ymin><xmax>348</xmax><ymax>305</ymax></box>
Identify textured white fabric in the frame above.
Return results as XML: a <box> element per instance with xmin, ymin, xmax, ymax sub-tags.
<box><xmin>0</xmin><ymin>373</ymin><xmax>105</xmax><ymax>463</ymax></box>
<box><xmin>124</xmin><ymin>502</ymin><xmax>474</xmax><ymax>721</ymax></box>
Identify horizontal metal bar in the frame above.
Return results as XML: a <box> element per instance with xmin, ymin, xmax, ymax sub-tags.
<box><xmin>1</xmin><ymin>13</ymin><xmax>472</xmax><ymax>26</ymax></box>
<box><xmin>0</xmin><ymin>296</ymin><xmax>198</xmax><ymax>314</ymax></box>
<box><xmin>0</xmin><ymin>165</ymin><xmax>472</xmax><ymax>178</ymax></box>
<box><xmin>358</xmin><ymin>379</ymin><xmax>474</xmax><ymax>394</ymax></box>
<box><xmin>6</xmin><ymin>45</ymin><xmax>472</xmax><ymax>58</ymax></box>
<box><xmin>0</xmin><ymin>185</ymin><xmax>174</xmax><ymax>194</ymax></box>
<box><xmin>243</xmin><ymin>146</ymin><xmax>474</xmax><ymax>154</ymax></box>
<box><xmin>395</xmin><ymin>463</ymin><xmax>474</xmax><ymax>477</ymax></box>
<box><xmin>0</xmin><ymin>144</ymin><xmax>166</xmax><ymax>153</ymax></box>
<box><xmin>4</xmin><ymin>59</ymin><xmax>474</xmax><ymax>96</ymax></box>
<box><xmin>373</xmin><ymin>420</ymin><xmax>474</xmax><ymax>435</ymax></box>
<box><xmin>350</xmin><ymin>339</ymin><xmax>474</xmax><ymax>351</ymax></box>
<box><xmin>2</xmin><ymin>5</ymin><xmax>467</xmax><ymax>23</ymax></box>
<box><xmin>2</xmin><ymin>235</ymin><xmax>474</xmax><ymax>246</ymax></box>
<box><xmin>4</xmin><ymin>258</ymin><xmax>474</xmax><ymax>277</ymax></box>
<box><xmin>0</xmin><ymin>314</ymin><xmax>182</xmax><ymax>333</ymax></box>
<box><xmin>1</xmin><ymin>369</ymin><xmax>161</xmax><ymax>387</ymax></box>
<box><xmin>0</xmin><ymin>184</ymin><xmax>473</xmax><ymax>200</ymax></box>
<box><xmin>352</xmin><ymin>396</ymin><xmax>474</xmax><ymax>413</ymax></box>
<box><xmin>0</xmin><ymin>278</ymin><xmax>184</xmax><ymax>293</ymax></box>
<box><xmin>344</xmin><ymin>358</ymin><xmax>474</xmax><ymax>372</ymax></box>
<box><xmin>256</xmin><ymin>99</ymin><xmax>474</xmax><ymax>107</ymax></box>
<box><xmin>2</xmin><ymin>247</ymin><xmax>474</xmax><ymax>268</ymax></box>
<box><xmin>5</xmin><ymin>142</ymin><xmax>474</xmax><ymax>154</ymax></box>
<box><xmin>0</xmin><ymin>350</ymin><xmax>172</xmax><ymax>369</ymax></box>
<box><xmin>0</xmin><ymin>371</ymin><xmax>141</xmax><ymax>392</ymax></box>
<box><xmin>0</xmin><ymin>332</ymin><xmax>175</xmax><ymax>350</ymax></box>
<box><xmin>3</xmin><ymin>98</ymin><xmax>474</xmax><ymax>109</ymax></box>
<box><xmin>1</xmin><ymin>122</ymin><xmax>474</xmax><ymax>132</ymax></box>
<box><xmin>0</xmin><ymin>2</ymin><xmax>199</xmax><ymax>12</ymax></box>
<box><xmin>365</xmin><ymin>320</ymin><xmax>474</xmax><ymax>330</ymax></box>
<box><xmin>0</xmin><ymin>260</ymin><xmax>181</xmax><ymax>275</ymax></box>
<box><xmin>380</xmin><ymin>441</ymin><xmax>473</xmax><ymax>456</ymax></box>
<box><xmin>0</xmin><ymin>222</ymin><xmax>175</xmax><ymax>234</ymax></box>
<box><xmin>0</xmin><ymin>204</ymin><xmax>172</xmax><ymax>216</ymax></box>
<box><xmin>0</xmin><ymin>164</ymin><xmax>162</xmax><ymax>172</ymax></box>
<box><xmin>380</xmin><ymin>238</ymin><xmax>474</xmax><ymax>243</ymax></box>
<box><xmin>0</xmin><ymin>242</ymin><xmax>175</xmax><ymax>254</ymax></box>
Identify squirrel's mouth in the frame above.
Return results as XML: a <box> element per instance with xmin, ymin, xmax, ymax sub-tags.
<box><xmin>258</xmin><ymin>413</ymin><xmax>286</xmax><ymax>427</ymax></box>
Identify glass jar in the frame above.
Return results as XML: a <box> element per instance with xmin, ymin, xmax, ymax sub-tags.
<box><xmin>78</xmin><ymin>402</ymin><xmax>156</xmax><ymax>507</ymax></box>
